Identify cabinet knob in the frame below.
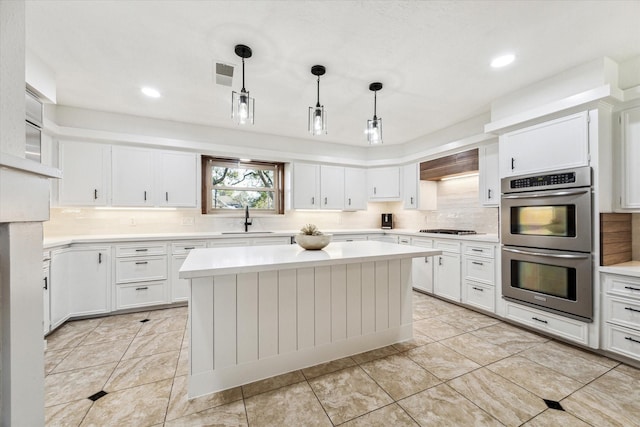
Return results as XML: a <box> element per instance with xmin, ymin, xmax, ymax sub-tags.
<box><xmin>511</xmin><ymin>158</ymin><xmax>515</xmax><ymax>170</ymax></box>
<box><xmin>324</xmin><ymin>197</ymin><xmax>327</xmax><ymax>205</ymax></box>
<box><xmin>166</xmin><ymin>192</ymin><xmax>169</xmax><ymax>202</ymax></box>
<box><xmin>438</xmin><ymin>257</ymin><xmax>442</xmax><ymax>266</ymax></box>
<box><xmin>311</xmin><ymin>196</ymin><xmax>315</xmax><ymax>205</ymax></box>
<box><xmin>43</xmin><ymin>277</ymin><xmax>48</xmax><ymax>290</ymax></box>
<box><xmin>410</xmin><ymin>196</ymin><xmax>414</xmax><ymax>204</ymax></box>
<box><xmin>144</xmin><ymin>190</ymin><xmax>147</xmax><ymax>201</ymax></box>
<box><xmin>98</xmin><ymin>253</ymin><xmax>102</xmax><ymax>264</ymax></box>
<box><xmin>348</xmin><ymin>198</ymin><xmax>351</xmax><ymax>205</ymax></box>
<box><xmin>488</xmin><ymin>189</ymin><xmax>492</xmax><ymax>199</ymax></box>
<box><xmin>94</xmin><ymin>189</ymin><xmax>98</xmax><ymax>200</ymax></box>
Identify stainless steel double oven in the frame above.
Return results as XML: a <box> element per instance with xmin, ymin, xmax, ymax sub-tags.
<box><xmin>501</xmin><ymin>166</ymin><xmax>593</xmax><ymax>321</ymax></box>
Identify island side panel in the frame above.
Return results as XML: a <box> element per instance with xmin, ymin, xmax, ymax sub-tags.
<box><xmin>297</xmin><ymin>267</ymin><xmax>315</xmax><ymax>350</ymax></box>
<box><xmin>361</xmin><ymin>262</ymin><xmax>376</xmax><ymax>335</ymax></box>
<box><xmin>258</xmin><ymin>271</ymin><xmax>278</xmax><ymax>359</ymax></box>
<box><xmin>214</xmin><ymin>275</ymin><xmax>237</xmax><ymax>369</ymax></box>
<box><xmin>314</xmin><ymin>266</ymin><xmax>332</xmax><ymax>345</ymax></box>
<box><xmin>388</xmin><ymin>259</ymin><xmax>402</xmax><ymax>328</ymax></box>
<box><xmin>331</xmin><ymin>264</ymin><xmax>348</xmax><ymax>342</ymax></box>
<box><xmin>400</xmin><ymin>259</ymin><xmax>413</xmax><ymax>325</ymax></box>
<box><xmin>190</xmin><ymin>277</ymin><xmax>214</xmax><ymax>374</ymax></box>
<box><xmin>346</xmin><ymin>264</ymin><xmax>362</xmax><ymax>338</ymax></box>
<box><xmin>375</xmin><ymin>261</ymin><xmax>390</xmax><ymax>331</ymax></box>
<box><xmin>237</xmin><ymin>273</ymin><xmax>258</xmax><ymax>364</ymax></box>
<box><xmin>278</xmin><ymin>269</ymin><xmax>297</xmax><ymax>354</ymax></box>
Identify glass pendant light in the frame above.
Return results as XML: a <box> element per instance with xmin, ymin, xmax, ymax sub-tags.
<box><xmin>231</xmin><ymin>44</ymin><xmax>255</xmax><ymax>125</ymax></box>
<box><xmin>366</xmin><ymin>82</ymin><xmax>383</xmax><ymax>145</ymax></box>
<box><xmin>308</xmin><ymin>65</ymin><xmax>327</xmax><ymax>135</ymax></box>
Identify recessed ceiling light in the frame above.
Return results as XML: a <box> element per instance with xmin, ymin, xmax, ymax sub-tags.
<box><xmin>490</xmin><ymin>54</ymin><xmax>515</xmax><ymax>68</ymax></box>
<box><xmin>141</xmin><ymin>87</ymin><xmax>161</xmax><ymax>98</ymax></box>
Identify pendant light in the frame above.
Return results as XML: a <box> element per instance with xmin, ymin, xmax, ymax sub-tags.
<box><xmin>308</xmin><ymin>65</ymin><xmax>327</xmax><ymax>135</ymax></box>
<box><xmin>231</xmin><ymin>44</ymin><xmax>255</xmax><ymax>125</ymax></box>
<box><xmin>366</xmin><ymin>82</ymin><xmax>383</xmax><ymax>145</ymax></box>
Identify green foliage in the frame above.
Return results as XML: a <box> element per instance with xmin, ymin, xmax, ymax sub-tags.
<box><xmin>300</xmin><ymin>224</ymin><xmax>323</xmax><ymax>236</ymax></box>
<box><xmin>211</xmin><ymin>166</ymin><xmax>275</xmax><ymax>209</ymax></box>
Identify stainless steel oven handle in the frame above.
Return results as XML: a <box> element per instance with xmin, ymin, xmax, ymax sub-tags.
<box><xmin>502</xmin><ymin>247</ymin><xmax>590</xmax><ymax>259</ymax></box>
<box><xmin>502</xmin><ymin>189</ymin><xmax>589</xmax><ymax>199</ymax></box>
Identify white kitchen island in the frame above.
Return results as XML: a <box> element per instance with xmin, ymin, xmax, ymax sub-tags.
<box><xmin>179</xmin><ymin>240</ymin><xmax>441</xmax><ymax>398</ymax></box>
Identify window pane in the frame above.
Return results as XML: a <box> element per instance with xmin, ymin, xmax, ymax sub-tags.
<box><xmin>211</xmin><ymin>189</ymin><xmax>275</xmax><ymax>210</ymax></box>
<box><xmin>212</xmin><ymin>167</ymin><xmax>274</xmax><ymax>189</ymax></box>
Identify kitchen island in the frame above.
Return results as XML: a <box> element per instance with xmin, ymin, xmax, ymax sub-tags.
<box><xmin>179</xmin><ymin>240</ymin><xmax>441</xmax><ymax>398</ymax></box>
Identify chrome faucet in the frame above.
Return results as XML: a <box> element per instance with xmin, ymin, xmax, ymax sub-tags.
<box><xmin>244</xmin><ymin>205</ymin><xmax>252</xmax><ymax>232</ymax></box>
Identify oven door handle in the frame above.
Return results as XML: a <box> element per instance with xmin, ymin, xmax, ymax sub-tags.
<box><xmin>502</xmin><ymin>189</ymin><xmax>589</xmax><ymax>199</ymax></box>
<box><xmin>502</xmin><ymin>247</ymin><xmax>590</xmax><ymax>259</ymax></box>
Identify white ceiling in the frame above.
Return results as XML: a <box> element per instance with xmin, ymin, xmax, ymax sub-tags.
<box><xmin>25</xmin><ymin>1</ymin><xmax>640</xmax><ymax>146</ymax></box>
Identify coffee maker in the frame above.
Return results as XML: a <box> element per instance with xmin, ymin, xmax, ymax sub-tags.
<box><xmin>381</xmin><ymin>213</ymin><xmax>393</xmax><ymax>229</ymax></box>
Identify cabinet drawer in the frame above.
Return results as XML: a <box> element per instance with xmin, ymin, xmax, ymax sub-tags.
<box><xmin>252</xmin><ymin>236</ymin><xmax>292</xmax><ymax>246</ymax></box>
<box><xmin>605</xmin><ymin>324</ymin><xmax>640</xmax><ymax>361</ymax></box>
<box><xmin>171</xmin><ymin>241</ymin><xmax>206</xmax><ymax>255</ymax></box>
<box><xmin>333</xmin><ymin>234</ymin><xmax>368</xmax><ymax>242</ymax></box>
<box><xmin>208</xmin><ymin>238</ymin><xmax>252</xmax><ymax>247</ymax></box>
<box><xmin>410</xmin><ymin>237</ymin><xmax>433</xmax><ymax>248</ymax></box>
<box><xmin>504</xmin><ymin>301</ymin><xmax>589</xmax><ymax>345</ymax></box>
<box><xmin>464</xmin><ymin>256</ymin><xmax>494</xmax><ymax>284</ymax></box>
<box><xmin>435</xmin><ymin>240</ymin><xmax>461</xmax><ymax>254</ymax></box>
<box><xmin>463</xmin><ymin>243</ymin><xmax>495</xmax><ymax>259</ymax></box>
<box><xmin>116</xmin><ymin>256</ymin><xmax>167</xmax><ymax>283</ymax></box>
<box><xmin>115</xmin><ymin>281</ymin><xmax>167</xmax><ymax>310</ymax></box>
<box><xmin>116</xmin><ymin>244</ymin><xmax>167</xmax><ymax>257</ymax></box>
<box><xmin>606</xmin><ymin>296</ymin><xmax>640</xmax><ymax>330</ymax></box>
<box><xmin>463</xmin><ymin>281</ymin><xmax>495</xmax><ymax>312</ymax></box>
<box><xmin>604</xmin><ymin>274</ymin><xmax>640</xmax><ymax>301</ymax></box>
<box><xmin>398</xmin><ymin>236</ymin><xmax>411</xmax><ymax>245</ymax></box>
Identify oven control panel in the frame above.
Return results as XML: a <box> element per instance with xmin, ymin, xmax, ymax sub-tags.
<box><xmin>510</xmin><ymin>172</ymin><xmax>575</xmax><ymax>189</ymax></box>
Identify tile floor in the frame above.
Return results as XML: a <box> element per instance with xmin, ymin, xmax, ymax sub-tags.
<box><xmin>44</xmin><ymin>292</ymin><xmax>640</xmax><ymax>426</ymax></box>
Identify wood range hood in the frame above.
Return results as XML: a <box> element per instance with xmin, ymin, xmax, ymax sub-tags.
<box><xmin>420</xmin><ymin>148</ymin><xmax>479</xmax><ymax>181</ymax></box>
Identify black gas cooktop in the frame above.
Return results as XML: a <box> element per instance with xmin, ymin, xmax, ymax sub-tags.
<box><xmin>419</xmin><ymin>229</ymin><xmax>477</xmax><ymax>235</ymax></box>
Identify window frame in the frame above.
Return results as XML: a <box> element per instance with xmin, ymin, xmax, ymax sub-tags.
<box><xmin>201</xmin><ymin>156</ymin><xmax>284</xmax><ymax>215</ymax></box>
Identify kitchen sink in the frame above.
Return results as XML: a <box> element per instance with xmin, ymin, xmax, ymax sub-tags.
<box><xmin>221</xmin><ymin>231</ymin><xmax>275</xmax><ymax>234</ymax></box>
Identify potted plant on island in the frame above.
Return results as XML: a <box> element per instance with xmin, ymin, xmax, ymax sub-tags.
<box><xmin>295</xmin><ymin>224</ymin><xmax>332</xmax><ymax>250</ymax></box>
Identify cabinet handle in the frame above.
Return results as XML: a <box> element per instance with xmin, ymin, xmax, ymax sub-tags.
<box><xmin>135</xmin><ymin>249</ymin><xmax>148</xmax><ymax>252</ymax></box>
<box><xmin>532</xmin><ymin>317</ymin><xmax>548</xmax><ymax>324</ymax></box>
<box><xmin>43</xmin><ymin>277</ymin><xmax>48</xmax><ymax>290</ymax></box>
<box><xmin>424</xmin><ymin>257</ymin><xmax>429</xmax><ymax>263</ymax></box>
<box><xmin>410</xmin><ymin>196</ymin><xmax>414</xmax><ymax>204</ymax></box>
<box><xmin>311</xmin><ymin>196</ymin><xmax>315</xmax><ymax>205</ymax></box>
<box><xmin>472</xmin><ymin>286</ymin><xmax>484</xmax><ymax>292</ymax></box>
<box><xmin>348</xmin><ymin>198</ymin><xmax>352</xmax><ymax>206</ymax></box>
<box><xmin>98</xmin><ymin>253</ymin><xmax>102</xmax><ymax>264</ymax></box>
<box><xmin>624</xmin><ymin>307</ymin><xmax>640</xmax><ymax>313</ymax></box>
<box><xmin>166</xmin><ymin>192</ymin><xmax>169</xmax><ymax>202</ymax></box>
<box><xmin>94</xmin><ymin>189</ymin><xmax>98</xmax><ymax>200</ymax></box>
<box><xmin>135</xmin><ymin>287</ymin><xmax>149</xmax><ymax>291</ymax></box>
<box><xmin>324</xmin><ymin>197</ymin><xmax>327</xmax><ymax>205</ymax></box>
<box><xmin>625</xmin><ymin>286</ymin><xmax>640</xmax><ymax>292</ymax></box>
<box><xmin>184</xmin><ymin>247</ymin><xmax>195</xmax><ymax>250</ymax></box>
<box><xmin>511</xmin><ymin>158</ymin><xmax>515</xmax><ymax>170</ymax></box>
<box><xmin>472</xmin><ymin>261</ymin><xmax>484</xmax><ymax>266</ymax></box>
<box><xmin>439</xmin><ymin>257</ymin><xmax>442</xmax><ymax>266</ymax></box>
<box><xmin>625</xmin><ymin>336</ymin><xmax>640</xmax><ymax>344</ymax></box>
<box><xmin>374</xmin><ymin>187</ymin><xmax>377</xmax><ymax>195</ymax></box>
<box><xmin>135</xmin><ymin>261</ymin><xmax>148</xmax><ymax>265</ymax></box>
<box><xmin>144</xmin><ymin>190</ymin><xmax>147</xmax><ymax>201</ymax></box>
<box><xmin>488</xmin><ymin>189</ymin><xmax>492</xmax><ymax>199</ymax></box>
<box><xmin>471</xmin><ymin>248</ymin><xmax>483</xmax><ymax>252</ymax></box>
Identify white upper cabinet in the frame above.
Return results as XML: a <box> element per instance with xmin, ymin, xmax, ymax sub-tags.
<box><xmin>112</xmin><ymin>146</ymin><xmax>155</xmax><ymax>206</ymax></box>
<box><xmin>367</xmin><ymin>166</ymin><xmax>401</xmax><ymax>200</ymax></box>
<box><xmin>292</xmin><ymin>163</ymin><xmax>320</xmax><ymax>209</ymax></box>
<box><xmin>402</xmin><ymin>163</ymin><xmax>419</xmax><ymax>209</ymax></box>
<box><xmin>620</xmin><ymin>106</ymin><xmax>640</xmax><ymax>209</ymax></box>
<box><xmin>157</xmin><ymin>151</ymin><xmax>198</xmax><ymax>207</ymax></box>
<box><xmin>499</xmin><ymin>111</ymin><xmax>589</xmax><ymax>177</ymax></box>
<box><xmin>320</xmin><ymin>165</ymin><xmax>345</xmax><ymax>209</ymax></box>
<box><xmin>59</xmin><ymin>140</ymin><xmax>110</xmax><ymax>206</ymax></box>
<box><xmin>344</xmin><ymin>167</ymin><xmax>367</xmax><ymax>211</ymax></box>
<box><xmin>479</xmin><ymin>142</ymin><xmax>499</xmax><ymax>206</ymax></box>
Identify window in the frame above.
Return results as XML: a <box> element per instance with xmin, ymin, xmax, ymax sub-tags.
<box><xmin>202</xmin><ymin>157</ymin><xmax>284</xmax><ymax>214</ymax></box>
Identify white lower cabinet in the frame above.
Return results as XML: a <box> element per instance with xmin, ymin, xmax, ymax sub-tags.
<box><xmin>433</xmin><ymin>240</ymin><xmax>461</xmax><ymax>302</ymax></box>
<box><xmin>463</xmin><ymin>281</ymin><xmax>495</xmax><ymax>312</ymax></box>
<box><xmin>461</xmin><ymin>242</ymin><xmax>496</xmax><ymax>313</ymax></box>
<box><xmin>504</xmin><ymin>301</ymin><xmax>589</xmax><ymax>345</ymax></box>
<box><xmin>43</xmin><ymin>258</ymin><xmax>51</xmax><ymax>335</ymax></box>
<box><xmin>114</xmin><ymin>243</ymin><xmax>168</xmax><ymax>310</ymax></box>
<box><xmin>408</xmin><ymin>237</ymin><xmax>434</xmax><ymax>293</ymax></box>
<box><xmin>170</xmin><ymin>241</ymin><xmax>207</xmax><ymax>303</ymax></box>
<box><xmin>602</xmin><ymin>273</ymin><xmax>640</xmax><ymax>361</ymax></box>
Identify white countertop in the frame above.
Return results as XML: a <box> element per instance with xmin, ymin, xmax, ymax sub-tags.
<box><xmin>600</xmin><ymin>261</ymin><xmax>640</xmax><ymax>278</ymax></box>
<box><xmin>179</xmin><ymin>241</ymin><xmax>442</xmax><ymax>278</ymax></box>
<box><xmin>42</xmin><ymin>228</ymin><xmax>499</xmax><ymax>249</ymax></box>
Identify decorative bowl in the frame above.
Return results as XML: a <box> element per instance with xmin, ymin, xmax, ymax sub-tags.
<box><xmin>295</xmin><ymin>234</ymin><xmax>332</xmax><ymax>250</ymax></box>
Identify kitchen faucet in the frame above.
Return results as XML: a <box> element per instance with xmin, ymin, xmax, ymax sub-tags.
<box><xmin>244</xmin><ymin>205</ymin><xmax>252</xmax><ymax>232</ymax></box>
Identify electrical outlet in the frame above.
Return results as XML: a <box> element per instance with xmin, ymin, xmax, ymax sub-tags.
<box><xmin>181</xmin><ymin>217</ymin><xmax>195</xmax><ymax>226</ymax></box>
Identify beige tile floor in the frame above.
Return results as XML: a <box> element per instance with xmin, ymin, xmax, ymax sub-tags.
<box><xmin>44</xmin><ymin>293</ymin><xmax>640</xmax><ymax>426</ymax></box>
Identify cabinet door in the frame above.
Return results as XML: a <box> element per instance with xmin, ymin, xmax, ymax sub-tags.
<box><xmin>479</xmin><ymin>142</ymin><xmax>499</xmax><ymax>207</ymax></box>
<box><xmin>433</xmin><ymin>252</ymin><xmax>461</xmax><ymax>302</ymax></box>
<box><xmin>68</xmin><ymin>247</ymin><xmax>110</xmax><ymax>316</ymax></box>
<box><xmin>50</xmin><ymin>250</ymin><xmax>71</xmax><ymax>330</ymax></box>
<box><xmin>344</xmin><ymin>167</ymin><xmax>367</xmax><ymax>210</ymax></box>
<box><xmin>402</xmin><ymin>164</ymin><xmax>419</xmax><ymax>209</ymax></box>
<box><xmin>171</xmin><ymin>255</ymin><xmax>189</xmax><ymax>302</ymax></box>
<box><xmin>59</xmin><ymin>141</ymin><xmax>110</xmax><ymax>206</ymax></box>
<box><xmin>292</xmin><ymin>163</ymin><xmax>320</xmax><ymax>209</ymax></box>
<box><xmin>499</xmin><ymin>111</ymin><xmax>589</xmax><ymax>177</ymax></box>
<box><xmin>43</xmin><ymin>263</ymin><xmax>51</xmax><ymax>335</ymax></box>
<box><xmin>320</xmin><ymin>165</ymin><xmax>344</xmax><ymax>209</ymax></box>
<box><xmin>367</xmin><ymin>167</ymin><xmax>401</xmax><ymax>199</ymax></box>
<box><xmin>622</xmin><ymin>107</ymin><xmax>640</xmax><ymax>209</ymax></box>
<box><xmin>158</xmin><ymin>151</ymin><xmax>197</xmax><ymax>207</ymax></box>
<box><xmin>412</xmin><ymin>256</ymin><xmax>433</xmax><ymax>293</ymax></box>
<box><xmin>112</xmin><ymin>146</ymin><xmax>155</xmax><ymax>206</ymax></box>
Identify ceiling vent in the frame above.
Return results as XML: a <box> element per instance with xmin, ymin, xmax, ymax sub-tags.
<box><xmin>214</xmin><ymin>62</ymin><xmax>234</xmax><ymax>86</ymax></box>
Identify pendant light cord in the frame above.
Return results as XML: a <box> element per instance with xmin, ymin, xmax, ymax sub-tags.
<box><xmin>316</xmin><ymin>76</ymin><xmax>321</xmax><ymax>108</ymax></box>
<box><xmin>373</xmin><ymin>90</ymin><xmax>377</xmax><ymax>120</ymax></box>
<box><xmin>241</xmin><ymin>57</ymin><xmax>246</xmax><ymax>92</ymax></box>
